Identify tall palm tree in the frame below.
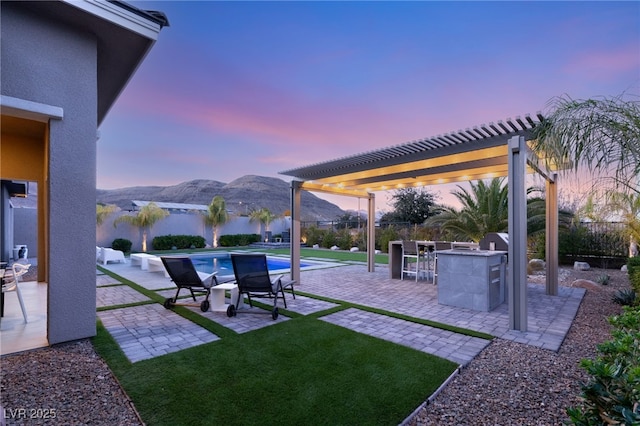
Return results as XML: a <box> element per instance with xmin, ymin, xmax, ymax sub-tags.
<box><xmin>249</xmin><ymin>208</ymin><xmax>277</xmax><ymax>242</ymax></box>
<box><xmin>426</xmin><ymin>178</ymin><xmax>508</xmax><ymax>242</ymax></box>
<box><xmin>113</xmin><ymin>202</ymin><xmax>169</xmax><ymax>252</ymax></box>
<box><xmin>202</xmin><ymin>196</ymin><xmax>229</xmax><ymax>248</ymax></box>
<box><xmin>96</xmin><ymin>204</ymin><xmax>117</xmax><ymax>226</ymax></box>
<box><xmin>532</xmin><ymin>93</ymin><xmax>640</xmax><ymax>193</ymax></box>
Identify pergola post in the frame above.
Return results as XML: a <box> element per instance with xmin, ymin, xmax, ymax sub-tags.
<box><xmin>546</xmin><ymin>172</ymin><xmax>559</xmax><ymax>295</ymax></box>
<box><xmin>290</xmin><ymin>180</ymin><xmax>302</xmax><ymax>284</ymax></box>
<box><xmin>508</xmin><ymin>135</ymin><xmax>528</xmax><ymax>331</ymax></box>
<box><xmin>367</xmin><ymin>193</ymin><xmax>376</xmax><ymax>272</ymax></box>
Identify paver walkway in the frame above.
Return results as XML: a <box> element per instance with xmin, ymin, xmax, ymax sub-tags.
<box><xmin>97</xmin><ymin>260</ymin><xmax>584</xmax><ymax>364</ymax></box>
<box><xmin>97</xmin><ymin>304</ymin><xmax>219</xmax><ymax>363</ymax></box>
<box><xmin>321</xmin><ymin>308</ymin><xmax>489</xmax><ymax>365</ymax></box>
<box><xmin>296</xmin><ymin>265</ymin><xmax>585</xmax><ymax>351</ymax></box>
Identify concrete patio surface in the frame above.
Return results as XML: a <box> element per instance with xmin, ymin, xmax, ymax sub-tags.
<box><xmin>97</xmin><ymin>260</ymin><xmax>584</xmax><ymax>366</ymax></box>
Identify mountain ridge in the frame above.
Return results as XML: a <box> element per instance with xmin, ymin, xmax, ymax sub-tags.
<box><xmin>97</xmin><ymin>175</ymin><xmax>345</xmax><ymax>221</ymax></box>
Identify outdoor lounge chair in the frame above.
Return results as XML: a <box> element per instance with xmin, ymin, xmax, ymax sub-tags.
<box><xmin>97</xmin><ymin>247</ymin><xmax>126</xmax><ymax>265</ymax></box>
<box><xmin>161</xmin><ymin>256</ymin><xmax>218</xmax><ymax>312</ymax></box>
<box><xmin>226</xmin><ymin>253</ymin><xmax>292</xmax><ymax>320</ymax></box>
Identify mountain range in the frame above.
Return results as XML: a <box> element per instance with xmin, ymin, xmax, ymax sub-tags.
<box><xmin>96</xmin><ymin>175</ymin><xmax>346</xmax><ymax>221</ymax></box>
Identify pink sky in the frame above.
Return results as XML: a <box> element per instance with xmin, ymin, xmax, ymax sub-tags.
<box><xmin>97</xmin><ymin>1</ymin><xmax>640</xmax><ymax>212</ymax></box>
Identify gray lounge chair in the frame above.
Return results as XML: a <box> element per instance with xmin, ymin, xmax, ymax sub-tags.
<box><xmin>226</xmin><ymin>253</ymin><xmax>294</xmax><ymax>320</ymax></box>
<box><xmin>161</xmin><ymin>256</ymin><xmax>218</xmax><ymax>312</ymax></box>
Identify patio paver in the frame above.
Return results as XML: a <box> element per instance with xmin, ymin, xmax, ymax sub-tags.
<box><xmin>97</xmin><ymin>304</ymin><xmax>219</xmax><ymax>363</ymax></box>
<box><xmin>97</xmin><ymin>285</ymin><xmax>150</xmax><ymax>308</ymax></box>
<box><xmin>97</xmin><ymin>259</ymin><xmax>585</xmax><ymax>364</ymax></box>
<box><xmin>296</xmin><ymin>265</ymin><xmax>585</xmax><ymax>351</ymax></box>
<box><xmin>320</xmin><ymin>308</ymin><xmax>489</xmax><ymax>365</ymax></box>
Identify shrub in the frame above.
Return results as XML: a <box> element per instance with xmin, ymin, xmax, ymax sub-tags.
<box><xmin>596</xmin><ymin>273</ymin><xmax>611</xmax><ymax>286</ymax></box>
<box><xmin>152</xmin><ymin>235</ymin><xmax>206</xmax><ymax>251</ymax></box>
<box><xmin>218</xmin><ymin>234</ymin><xmax>261</xmax><ymax>247</ymax></box>
<box><xmin>322</xmin><ymin>230</ymin><xmax>337</xmax><ymax>249</ymax></box>
<box><xmin>566</xmin><ymin>305</ymin><xmax>640</xmax><ymax>425</ymax></box>
<box><xmin>302</xmin><ymin>226</ymin><xmax>325</xmax><ymax>247</ymax></box>
<box><xmin>111</xmin><ymin>238</ymin><xmax>132</xmax><ymax>253</ymax></box>
<box><xmin>376</xmin><ymin>226</ymin><xmax>400</xmax><ymax>253</ymax></box>
<box><xmin>612</xmin><ymin>289</ymin><xmax>638</xmax><ymax>306</ymax></box>
<box><xmin>336</xmin><ymin>229</ymin><xmax>354</xmax><ymax>250</ymax></box>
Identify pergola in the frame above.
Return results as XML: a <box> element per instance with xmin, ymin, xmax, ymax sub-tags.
<box><xmin>280</xmin><ymin>114</ymin><xmax>560</xmax><ymax>331</ymax></box>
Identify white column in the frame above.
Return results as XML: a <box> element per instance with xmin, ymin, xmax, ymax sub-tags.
<box><xmin>508</xmin><ymin>136</ymin><xmax>528</xmax><ymax>331</ymax></box>
<box><xmin>545</xmin><ymin>173</ymin><xmax>558</xmax><ymax>295</ymax></box>
<box><xmin>367</xmin><ymin>193</ymin><xmax>376</xmax><ymax>272</ymax></box>
<box><xmin>290</xmin><ymin>181</ymin><xmax>301</xmax><ymax>284</ymax></box>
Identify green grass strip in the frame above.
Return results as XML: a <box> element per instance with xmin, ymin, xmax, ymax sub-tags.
<box><xmin>139</xmin><ymin>247</ymin><xmax>390</xmax><ymax>264</ymax></box>
<box><xmin>97</xmin><ymin>317</ymin><xmax>457</xmax><ymax>426</ymax></box>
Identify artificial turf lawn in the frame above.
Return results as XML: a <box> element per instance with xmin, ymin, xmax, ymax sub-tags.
<box><xmin>94</xmin><ymin>316</ymin><xmax>457</xmax><ymax>425</ymax></box>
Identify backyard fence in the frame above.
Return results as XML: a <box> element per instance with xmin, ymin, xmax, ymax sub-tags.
<box><xmin>560</xmin><ymin>221</ymin><xmax>629</xmax><ymax>268</ymax></box>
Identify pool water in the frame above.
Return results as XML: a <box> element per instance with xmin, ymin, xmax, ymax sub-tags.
<box><xmin>189</xmin><ymin>254</ymin><xmax>309</xmax><ymax>275</ymax></box>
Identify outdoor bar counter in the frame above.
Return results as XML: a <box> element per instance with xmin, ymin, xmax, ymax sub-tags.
<box><xmin>436</xmin><ymin>249</ymin><xmax>507</xmax><ymax>312</ymax></box>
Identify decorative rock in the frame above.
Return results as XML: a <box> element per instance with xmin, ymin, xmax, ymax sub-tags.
<box><xmin>573</xmin><ymin>261</ymin><xmax>590</xmax><ymax>271</ymax></box>
<box><xmin>375</xmin><ymin>250</ymin><xmax>381</xmax><ymax>254</ymax></box>
<box><xmin>312</xmin><ymin>244</ymin><xmax>320</xmax><ymax>249</ymax></box>
<box><xmin>528</xmin><ymin>259</ymin><xmax>545</xmax><ymax>271</ymax></box>
<box><xmin>350</xmin><ymin>247</ymin><xmax>359</xmax><ymax>252</ymax></box>
<box><xmin>330</xmin><ymin>245</ymin><xmax>339</xmax><ymax>251</ymax></box>
<box><xmin>570</xmin><ymin>279</ymin><xmax>601</xmax><ymax>292</ymax></box>
<box><xmin>621</xmin><ymin>264</ymin><xmax>628</xmax><ymax>272</ymax></box>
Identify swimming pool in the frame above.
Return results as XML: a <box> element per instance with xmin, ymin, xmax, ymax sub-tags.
<box><xmin>188</xmin><ymin>253</ymin><xmax>311</xmax><ymax>275</ymax></box>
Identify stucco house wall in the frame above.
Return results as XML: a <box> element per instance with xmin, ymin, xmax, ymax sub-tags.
<box><xmin>1</xmin><ymin>1</ymin><xmax>167</xmax><ymax>346</ymax></box>
<box><xmin>2</xmin><ymin>3</ymin><xmax>98</xmax><ymax>343</ymax></box>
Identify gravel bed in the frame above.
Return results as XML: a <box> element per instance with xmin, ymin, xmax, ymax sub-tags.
<box><xmin>0</xmin><ymin>340</ymin><xmax>142</xmax><ymax>425</ymax></box>
<box><xmin>410</xmin><ymin>267</ymin><xmax>630</xmax><ymax>426</ymax></box>
<box><xmin>0</xmin><ymin>266</ymin><xmax>631</xmax><ymax>425</ymax></box>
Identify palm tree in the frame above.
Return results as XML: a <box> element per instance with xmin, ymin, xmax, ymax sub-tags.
<box><xmin>426</xmin><ymin>178</ymin><xmax>508</xmax><ymax>242</ymax></box>
<box><xmin>113</xmin><ymin>202</ymin><xmax>169</xmax><ymax>252</ymax></box>
<box><xmin>202</xmin><ymin>196</ymin><xmax>229</xmax><ymax>248</ymax></box>
<box><xmin>96</xmin><ymin>204</ymin><xmax>117</xmax><ymax>226</ymax></box>
<box><xmin>526</xmin><ymin>189</ymin><xmax>575</xmax><ymax>236</ymax></box>
<box><xmin>607</xmin><ymin>191</ymin><xmax>640</xmax><ymax>257</ymax></box>
<box><xmin>532</xmin><ymin>93</ymin><xmax>640</xmax><ymax>193</ymax></box>
<box><xmin>249</xmin><ymin>208</ymin><xmax>277</xmax><ymax>242</ymax></box>
<box><xmin>427</xmin><ymin>179</ymin><xmax>573</xmax><ymax>242</ymax></box>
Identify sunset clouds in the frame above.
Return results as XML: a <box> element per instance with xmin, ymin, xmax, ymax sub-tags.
<box><xmin>97</xmin><ymin>1</ymin><xmax>639</xmax><ymax>210</ymax></box>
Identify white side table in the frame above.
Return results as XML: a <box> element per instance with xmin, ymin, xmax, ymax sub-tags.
<box><xmin>209</xmin><ymin>283</ymin><xmax>239</xmax><ymax>312</ymax></box>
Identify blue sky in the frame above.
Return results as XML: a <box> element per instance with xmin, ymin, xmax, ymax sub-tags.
<box><xmin>97</xmin><ymin>1</ymin><xmax>640</xmax><ymax>211</ymax></box>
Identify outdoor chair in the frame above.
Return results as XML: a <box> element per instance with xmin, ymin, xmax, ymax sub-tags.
<box><xmin>401</xmin><ymin>240</ymin><xmax>421</xmax><ymax>281</ymax></box>
<box><xmin>226</xmin><ymin>253</ymin><xmax>293</xmax><ymax>320</ymax></box>
<box><xmin>1</xmin><ymin>263</ymin><xmax>31</xmax><ymax>322</ymax></box>
<box><xmin>97</xmin><ymin>247</ymin><xmax>126</xmax><ymax>265</ymax></box>
<box><xmin>161</xmin><ymin>256</ymin><xmax>218</xmax><ymax>312</ymax></box>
